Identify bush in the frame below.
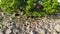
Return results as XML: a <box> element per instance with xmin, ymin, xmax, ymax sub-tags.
<box><xmin>0</xmin><ymin>0</ymin><xmax>26</xmax><ymax>14</ymax></box>
<box><xmin>0</xmin><ymin>0</ymin><xmax>59</xmax><ymax>16</ymax></box>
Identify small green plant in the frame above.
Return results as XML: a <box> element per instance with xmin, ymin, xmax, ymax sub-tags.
<box><xmin>0</xmin><ymin>0</ymin><xmax>59</xmax><ymax>16</ymax></box>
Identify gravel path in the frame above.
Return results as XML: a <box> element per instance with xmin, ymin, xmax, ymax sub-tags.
<box><xmin>0</xmin><ymin>12</ymin><xmax>60</xmax><ymax>34</ymax></box>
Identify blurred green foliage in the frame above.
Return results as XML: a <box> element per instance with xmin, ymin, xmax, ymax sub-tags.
<box><xmin>0</xmin><ymin>0</ymin><xmax>59</xmax><ymax>16</ymax></box>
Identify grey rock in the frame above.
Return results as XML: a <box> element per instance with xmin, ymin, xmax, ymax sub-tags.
<box><xmin>6</xmin><ymin>23</ymin><xmax>11</xmax><ymax>27</ymax></box>
<box><xmin>2</xmin><ymin>21</ymin><xmax>8</xmax><ymax>26</ymax></box>
<box><xmin>10</xmin><ymin>22</ymin><xmax>15</xmax><ymax>26</ymax></box>
<box><xmin>0</xmin><ymin>16</ymin><xmax>3</xmax><ymax>21</ymax></box>
<box><xmin>16</xmin><ymin>23</ymin><xmax>20</xmax><ymax>28</ymax></box>
<box><xmin>0</xmin><ymin>25</ymin><xmax>2</xmax><ymax>29</ymax></box>
<box><xmin>38</xmin><ymin>29</ymin><xmax>45</xmax><ymax>34</ymax></box>
<box><xmin>13</xmin><ymin>28</ymin><xmax>19</xmax><ymax>34</ymax></box>
<box><xmin>8</xmin><ymin>26</ymin><xmax>13</xmax><ymax>29</ymax></box>
<box><xmin>6</xmin><ymin>29</ymin><xmax>11</xmax><ymax>34</ymax></box>
<box><xmin>2</xmin><ymin>26</ymin><xmax>7</xmax><ymax>30</ymax></box>
<box><xmin>53</xmin><ymin>31</ymin><xmax>57</xmax><ymax>34</ymax></box>
<box><xmin>0</xmin><ymin>31</ymin><xmax>3</xmax><ymax>34</ymax></box>
<box><xmin>54</xmin><ymin>24</ymin><xmax>60</xmax><ymax>32</ymax></box>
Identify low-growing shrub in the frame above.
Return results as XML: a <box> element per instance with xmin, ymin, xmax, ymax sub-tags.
<box><xmin>0</xmin><ymin>0</ymin><xmax>59</xmax><ymax>16</ymax></box>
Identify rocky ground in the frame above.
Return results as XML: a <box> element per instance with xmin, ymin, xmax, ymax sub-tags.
<box><xmin>0</xmin><ymin>12</ymin><xmax>60</xmax><ymax>34</ymax></box>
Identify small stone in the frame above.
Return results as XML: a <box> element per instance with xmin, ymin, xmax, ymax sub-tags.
<box><xmin>53</xmin><ymin>32</ymin><xmax>57</xmax><ymax>34</ymax></box>
<box><xmin>0</xmin><ymin>25</ymin><xmax>2</xmax><ymax>29</ymax></box>
<box><xmin>1</xmin><ymin>12</ymin><xmax>5</xmax><ymax>16</ymax></box>
<box><xmin>8</xmin><ymin>26</ymin><xmax>13</xmax><ymax>29</ymax></box>
<box><xmin>0</xmin><ymin>29</ymin><xmax>3</xmax><ymax>34</ymax></box>
<box><xmin>16</xmin><ymin>23</ymin><xmax>20</xmax><ymax>28</ymax></box>
<box><xmin>9</xmin><ymin>18</ymin><xmax>12</xmax><ymax>20</ymax></box>
<box><xmin>54</xmin><ymin>24</ymin><xmax>60</xmax><ymax>32</ymax></box>
<box><xmin>6</xmin><ymin>23</ymin><xmax>11</xmax><ymax>27</ymax></box>
<box><xmin>0</xmin><ymin>16</ymin><xmax>3</xmax><ymax>21</ymax></box>
<box><xmin>6</xmin><ymin>29</ymin><xmax>11</xmax><ymax>34</ymax></box>
<box><xmin>2</xmin><ymin>26</ymin><xmax>7</xmax><ymax>30</ymax></box>
<box><xmin>30</xmin><ymin>31</ymin><xmax>33</xmax><ymax>34</ymax></box>
<box><xmin>32</xmin><ymin>30</ymin><xmax>38</xmax><ymax>34</ymax></box>
<box><xmin>13</xmin><ymin>28</ymin><xmax>19</xmax><ymax>34</ymax></box>
<box><xmin>0</xmin><ymin>31</ymin><xmax>3</xmax><ymax>34</ymax></box>
<box><xmin>2</xmin><ymin>22</ymin><xmax>7</xmax><ymax>26</ymax></box>
<box><xmin>37</xmin><ymin>29</ymin><xmax>45</xmax><ymax>34</ymax></box>
<box><xmin>10</xmin><ymin>22</ymin><xmax>15</xmax><ymax>26</ymax></box>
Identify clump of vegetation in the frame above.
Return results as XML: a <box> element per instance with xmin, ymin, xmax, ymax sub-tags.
<box><xmin>0</xmin><ymin>0</ymin><xmax>59</xmax><ymax>16</ymax></box>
